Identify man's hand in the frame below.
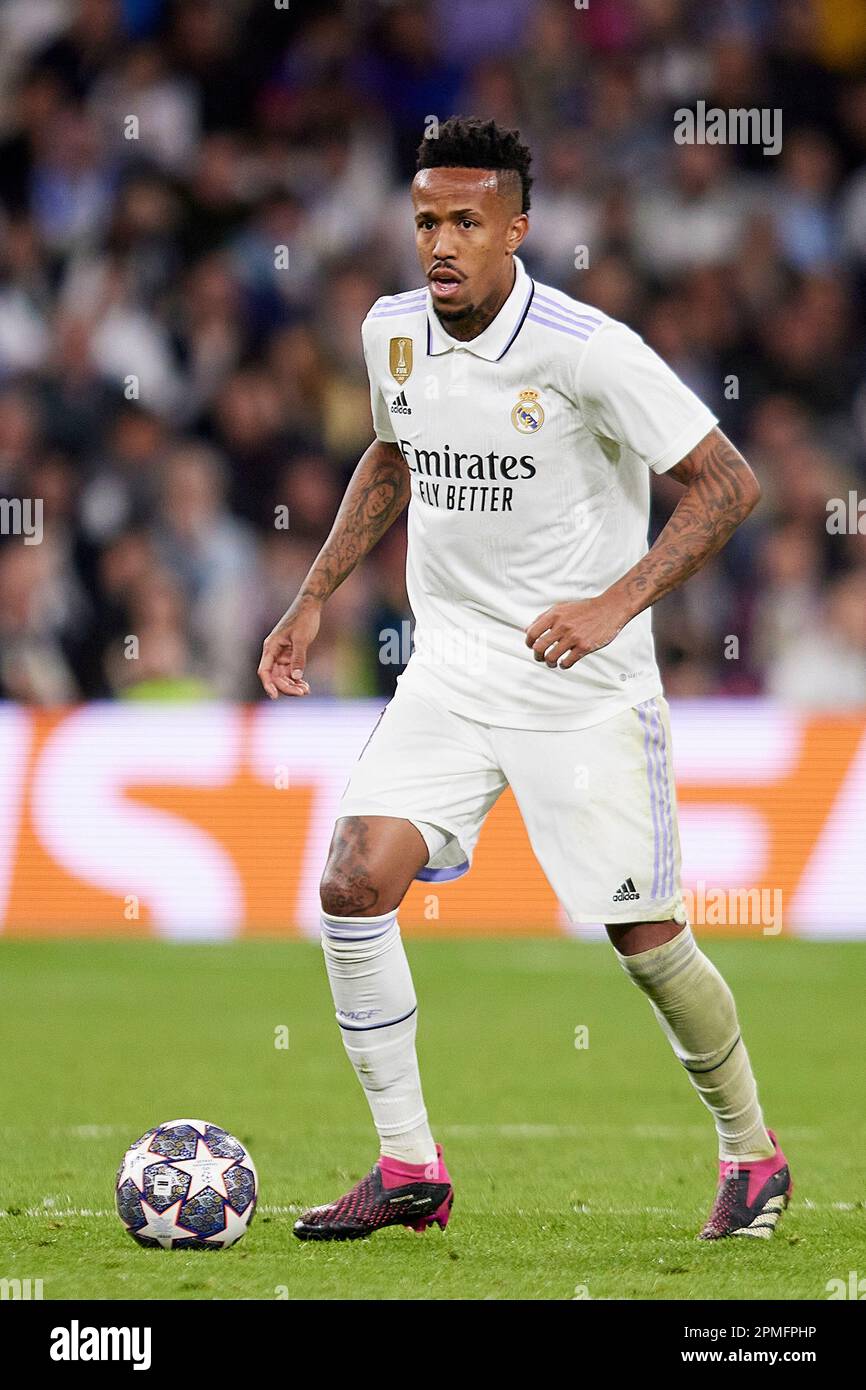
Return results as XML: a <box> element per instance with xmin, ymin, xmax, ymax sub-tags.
<box><xmin>257</xmin><ymin>597</ymin><xmax>321</xmax><ymax>698</ymax></box>
<box><xmin>256</xmin><ymin>438</ymin><xmax>410</xmax><ymax>700</ymax></box>
<box><xmin>525</xmin><ymin>428</ymin><xmax>761</xmax><ymax>672</ymax></box>
<box><xmin>525</xmin><ymin>592</ymin><xmax>629</xmax><ymax>668</ymax></box>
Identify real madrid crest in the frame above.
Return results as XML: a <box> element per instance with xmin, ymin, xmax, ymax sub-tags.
<box><xmin>511</xmin><ymin>388</ymin><xmax>544</xmax><ymax>433</ymax></box>
<box><xmin>389</xmin><ymin>337</ymin><xmax>413</xmax><ymax>384</ymax></box>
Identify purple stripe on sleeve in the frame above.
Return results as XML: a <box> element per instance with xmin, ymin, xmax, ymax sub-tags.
<box><xmin>527</xmin><ymin>313</ymin><xmax>592</xmax><ymax>339</ymax></box>
<box><xmin>536</xmin><ymin>291</ymin><xmax>603</xmax><ymax>323</ymax></box>
<box><xmin>369</xmin><ymin>306</ymin><xmax>427</xmax><ymax>319</ymax></box>
<box><xmin>375</xmin><ymin>286</ymin><xmax>428</xmax><ymax>303</ymax></box>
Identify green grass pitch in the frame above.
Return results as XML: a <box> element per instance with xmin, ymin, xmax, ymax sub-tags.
<box><xmin>0</xmin><ymin>936</ymin><xmax>862</xmax><ymax>1300</ymax></box>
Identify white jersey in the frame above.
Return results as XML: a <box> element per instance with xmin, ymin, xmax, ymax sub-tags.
<box><xmin>361</xmin><ymin>254</ymin><xmax>718</xmax><ymax>730</ymax></box>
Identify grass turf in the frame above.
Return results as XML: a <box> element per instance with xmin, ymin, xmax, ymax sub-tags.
<box><xmin>0</xmin><ymin>936</ymin><xmax>862</xmax><ymax>1301</ymax></box>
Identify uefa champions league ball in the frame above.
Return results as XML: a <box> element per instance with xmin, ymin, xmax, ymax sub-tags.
<box><xmin>115</xmin><ymin>1119</ymin><xmax>257</xmax><ymax>1249</ymax></box>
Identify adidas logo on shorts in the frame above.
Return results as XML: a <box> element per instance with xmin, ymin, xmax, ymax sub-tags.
<box><xmin>612</xmin><ymin>876</ymin><xmax>640</xmax><ymax>902</ymax></box>
<box><xmin>390</xmin><ymin>390</ymin><xmax>412</xmax><ymax>415</ymax></box>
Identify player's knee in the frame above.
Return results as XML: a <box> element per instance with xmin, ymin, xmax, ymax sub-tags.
<box><xmin>605</xmin><ymin>919</ymin><xmax>685</xmax><ymax>955</ymax></box>
<box><xmin>319</xmin><ymin>815</ymin><xmax>409</xmax><ymax>917</ymax></box>
<box><xmin>319</xmin><ymin>867</ymin><xmax>380</xmax><ymax>918</ymax></box>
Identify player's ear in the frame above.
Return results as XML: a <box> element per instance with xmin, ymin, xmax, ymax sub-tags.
<box><xmin>506</xmin><ymin>213</ymin><xmax>529</xmax><ymax>255</ymax></box>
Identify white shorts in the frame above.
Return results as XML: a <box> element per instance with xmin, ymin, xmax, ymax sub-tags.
<box><xmin>337</xmin><ymin>687</ymin><xmax>686</xmax><ymax>925</ymax></box>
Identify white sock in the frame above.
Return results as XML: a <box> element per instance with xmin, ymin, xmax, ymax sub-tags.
<box><xmin>320</xmin><ymin>909</ymin><xmax>437</xmax><ymax>1165</ymax></box>
<box><xmin>615</xmin><ymin>926</ymin><xmax>775</xmax><ymax>1161</ymax></box>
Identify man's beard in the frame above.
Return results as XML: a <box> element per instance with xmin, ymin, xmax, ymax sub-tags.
<box><xmin>433</xmin><ymin>299</ymin><xmax>475</xmax><ymax>324</ymax></box>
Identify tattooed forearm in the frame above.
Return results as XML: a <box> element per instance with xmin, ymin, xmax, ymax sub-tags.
<box><xmin>299</xmin><ymin>439</ymin><xmax>410</xmax><ymax>604</ymax></box>
<box><xmin>610</xmin><ymin>427</ymin><xmax>761</xmax><ymax>621</ymax></box>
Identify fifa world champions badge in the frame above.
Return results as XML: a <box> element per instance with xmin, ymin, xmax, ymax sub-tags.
<box><xmin>511</xmin><ymin>388</ymin><xmax>544</xmax><ymax>433</ymax></box>
<box><xmin>389</xmin><ymin>336</ymin><xmax>413</xmax><ymax>384</ymax></box>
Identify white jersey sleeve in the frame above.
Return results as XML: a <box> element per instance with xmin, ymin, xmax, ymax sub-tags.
<box><xmin>361</xmin><ymin>318</ymin><xmax>398</xmax><ymax>444</ymax></box>
<box><xmin>574</xmin><ymin>320</ymin><xmax>718</xmax><ymax>474</ymax></box>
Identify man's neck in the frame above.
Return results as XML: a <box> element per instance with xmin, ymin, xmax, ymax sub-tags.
<box><xmin>434</xmin><ymin>259</ymin><xmax>516</xmax><ymax>343</ymax></box>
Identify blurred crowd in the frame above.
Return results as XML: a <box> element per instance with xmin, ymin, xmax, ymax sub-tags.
<box><xmin>1</xmin><ymin>0</ymin><xmax>866</xmax><ymax>706</ymax></box>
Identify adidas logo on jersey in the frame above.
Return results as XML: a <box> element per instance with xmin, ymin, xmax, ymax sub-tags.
<box><xmin>390</xmin><ymin>390</ymin><xmax>412</xmax><ymax>415</ymax></box>
<box><xmin>612</xmin><ymin>877</ymin><xmax>640</xmax><ymax>902</ymax></box>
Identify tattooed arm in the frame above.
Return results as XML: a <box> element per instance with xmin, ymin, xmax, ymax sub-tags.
<box><xmin>614</xmin><ymin>427</ymin><xmax>761</xmax><ymax>616</ymax></box>
<box><xmin>525</xmin><ymin>427</ymin><xmax>761</xmax><ymax>668</ymax></box>
<box><xmin>258</xmin><ymin>439</ymin><xmax>410</xmax><ymax>697</ymax></box>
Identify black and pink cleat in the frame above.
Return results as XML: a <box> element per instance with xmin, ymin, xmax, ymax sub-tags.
<box><xmin>699</xmin><ymin>1129</ymin><xmax>792</xmax><ymax>1240</ymax></box>
<box><xmin>293</xmin><ymin>1143</ymin><xmax>453</xmax><ymax>1242</ymax></box>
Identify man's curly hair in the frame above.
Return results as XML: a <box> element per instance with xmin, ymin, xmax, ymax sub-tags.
<box><xmin>415</xmin><ymin>116</ymin><xmax>533</xmax><ymax>213</ymax></box>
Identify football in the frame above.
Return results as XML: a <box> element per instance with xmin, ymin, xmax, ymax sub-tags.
<box><xmin>115</xmin><ymin>1119</ymin><xmax>258</xmax><ymax>1249</ymax></box>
